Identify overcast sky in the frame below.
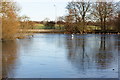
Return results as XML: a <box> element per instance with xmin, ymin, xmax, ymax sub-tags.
<box><xmin>16</xmin><ymin>0</ymin><xmax>120</xmax><ymax>21</ymax></box>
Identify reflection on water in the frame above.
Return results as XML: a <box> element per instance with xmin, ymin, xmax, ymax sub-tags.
<box><xmin>2</xmin><ymin>34</ymin><xmax>119</xmax><ymax>78</ymax></box>
<box><xmin>2</xmin><ymin>40</ymin><xmax>19</xmax><ymax>78</ymax></box>
<box><xmin>65</xmin><ymin>34</ymin><xmax>118</xmax><ymax>73</ymax></box>
<box><xmin>96</xmin><ymin>35</ymin><xmax>113</xmax><ymax>69</ymax></box>
<box><xmin>0</xmin><ymin>41</ymin><xmax>2</xmax><ymax>79</ymax></box>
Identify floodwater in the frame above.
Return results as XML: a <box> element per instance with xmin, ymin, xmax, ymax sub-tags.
<box><xmin>2</xmin><ymin>33</ymin><xmax>120</xmax><ymax>78</ymax></box>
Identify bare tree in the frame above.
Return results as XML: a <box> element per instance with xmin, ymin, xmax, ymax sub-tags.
<box><xmin>91</xmin><ymin>1</ymin><xmax>114</xmax><ymax>32</ymax></box>
<box><xmin>115</xmin><ymin>12</ymin><xmax>120</xmax><ymax>32</ymax></box>
<box><xmin>66</xmin><ymin>0</ymin><xmax>91</xmax><ymax>33</ymax></box>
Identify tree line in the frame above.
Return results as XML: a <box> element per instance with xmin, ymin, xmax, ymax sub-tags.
<box><xmin>63</xmin><ymin>1</ymin><xmax>120</xmax><ymax>33</ymax></box>
<box><xmin>1</xmin><ymin>0</ymin><xmax>120</xmax><ymax>40</ymax></box>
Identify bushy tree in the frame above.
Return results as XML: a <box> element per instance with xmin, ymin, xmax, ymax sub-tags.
<box><xmin>1</xmin><ymin>0</ymin><xmax>20</xmax><ymax>40</ymax></box>
<box><xmin>44</xmin><ymin>21</ymin><xmax>55</xmax><ymax>29</ymax></box>
<box><xmin>57</xmin><ymin>16</ymin><xmax>64</xmax><ymax>30</ymax></box>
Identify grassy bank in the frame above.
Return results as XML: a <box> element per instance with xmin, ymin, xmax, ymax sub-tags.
<box><xmin>33</xmin><ymin>23</ymin><xmax>64</xmax><ymax>29</ymax></box>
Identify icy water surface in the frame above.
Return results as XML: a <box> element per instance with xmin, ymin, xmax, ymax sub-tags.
<box><xmin>2</xmin><ymin>34</ymin><xmax>120</xmax><ymax>78</ymax></box>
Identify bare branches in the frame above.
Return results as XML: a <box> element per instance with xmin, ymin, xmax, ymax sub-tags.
<box><xmin>66</xmin><ymin>1</ymin><xmax>91</xmax><ymax>33</ymax></box>
<box><xmin>91</xmin><ymin>1</ymin><xmax>115</xmax><ymax>31</ymax></box>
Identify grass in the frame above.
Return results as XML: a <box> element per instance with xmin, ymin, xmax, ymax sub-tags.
<box><xmin>33</xmin><ymin>23</ymin><xmax>65</xmax><ymax>29</ymax></box>
<box><xmin>86</xmin><ymin>25</ymin><xmax>101</xmax><ymax>30</ymax></box>
<box><xmin>33</xmin><ymin>23</ymin><xmax>116</xmax><ymax>33</ymax></box>
<box><xmin>33</xmin><ymin>24</ymin><xmax>100</xmax><ymax>31</ymax></box>
<box><xmin>34</xmin><ymin>24</ymin><xmax>45</xmax><ymax>29</ymax></box>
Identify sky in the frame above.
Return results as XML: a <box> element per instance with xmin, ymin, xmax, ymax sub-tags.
<box><xmin>16</xmin><ymin>0</ymin><xmax>69</xmax><ymax>21</ymax></box>
<box><xmin>15</xmin><ymin>0</ymin><xmax>120</xmax><ymax>21</ymax></box>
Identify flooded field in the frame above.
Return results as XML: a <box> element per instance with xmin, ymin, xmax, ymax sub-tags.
<box><xmin>2</xmin><ymin>33</ymin><xmax>120</xmax><ymax>78</ymax></box>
